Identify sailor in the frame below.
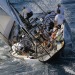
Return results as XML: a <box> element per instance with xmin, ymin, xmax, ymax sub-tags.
<box><xmin>44</xmin><ymin>11</ymin><xmax>55</xmax><ymax>31</ymax></box>
<box><xmin>12</xmin><ymin>38</ymin><xmax>24</xmax><ymax>55</ymax></box>
<box><xmin>51</xmin><ymin>25</ymin><xmax>63</xmax><ymax>42</ymax></box>
<box><xmin>56</xmin><ymin>4</ymin><xmax>64</xmax><ymax>15</ymax></box>
<box><xmin>51</xmin><ymin>26</ymin><xmax>58</xmax><ymax>40</ymax></box>
<box><xmin>54</xmin><ymin>9</ymin><xmax>65</xmax><ymax>28</ymax></box>
<box><xmin>21</xmin><ymin>7</ymin><xmax>33</xmax><ymax>20</ymax></box>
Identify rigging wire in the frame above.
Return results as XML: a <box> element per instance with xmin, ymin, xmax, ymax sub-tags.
<box><xmin>41</xmin><ymin>0</ymin><xmax>50</xmax><ymax>10</ymax></box>
<box><xmin>33</xmin><ymin>1</ymin><xmax>46</xmax><ymax>14</ymax></box>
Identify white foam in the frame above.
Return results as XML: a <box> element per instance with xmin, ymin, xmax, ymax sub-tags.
<box><xmin>63</xmin><ymin>66</ymin><xmax>75</xmax><ymax>74</ymax></box>
<box><xmin>25</xmin><ymin>59</ymin><xmax>41</xmax><ymax>65</ymax></box>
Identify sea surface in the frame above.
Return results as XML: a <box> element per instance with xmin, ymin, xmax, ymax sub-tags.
<box><xmin>0</xmin><ymin>0</ymin><xmax>75</xmax><ymax>75</ymax></box>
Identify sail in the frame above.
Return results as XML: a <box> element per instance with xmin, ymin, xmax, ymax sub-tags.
<box><xmin>0</xmin><ymin>15</ymin><xmax>14</xmax><ymax>38</ymax></box>
<box><xmin>0</xmin><ymin>0</ymin><xmax>24</xmax><ymax>27</ymax></box>
<box><xmin>0</xmin><ymin>0</ymin><xmax>14</xmax><ymax>43</ymax></box>
<box><xmin>0</xmin><ymin>0</ymin><xmax>13</xmax><ymax>18</ymax></box>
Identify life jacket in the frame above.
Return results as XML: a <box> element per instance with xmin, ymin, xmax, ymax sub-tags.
<box><xmin>51</xmin><ymin>32</ymin><xmax>56</xmax><ymax>39</ymax></box>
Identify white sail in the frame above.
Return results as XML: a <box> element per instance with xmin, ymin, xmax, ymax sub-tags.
<box><xmin>0</xmin><ymin>15</ymin><xmax>14</xmax><ymax>39</ymax></box>
<box><xmin>0</xmin><ymin>0</ymin><xmax>25</xmax><ymax>43</ymax></box>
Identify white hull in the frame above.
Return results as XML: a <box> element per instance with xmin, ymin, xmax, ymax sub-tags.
<box><xmin>11</xmin><ymin>39</ymin><xmax>64</xmax><ymax>62</ymax></box>
<box><xmin>12</xmin><ymin>52</ymin><xmax>40</xmax><ymax>64</ymax></box>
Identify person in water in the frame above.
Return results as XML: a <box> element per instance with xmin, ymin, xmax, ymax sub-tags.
<box><xmin>54</xmin><ymin>9</ymin><xmax>65</xmax><ymax>28</ymax></box>
<box><xmin>21</xmin><ymin>6</ymin><xmax>33</xmax><ymax>20</ymax></box>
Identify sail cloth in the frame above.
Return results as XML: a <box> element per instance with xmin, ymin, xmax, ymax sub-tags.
<box><xmin>0</xmin><ymin>0</ymin><xmax>14</xmax><ymax>18</ymax></box>
<box><xmin>0</xmin><ymin>15</ymin><xmax>14</xmax><ymax>39</ymax></box>
<box><xmin>0</xmin><ymin>0</ymin><xmax>17</xmax><ymax>43</ymax></box>
<box><xmin>0</xmin><ymin>0</ymin><xmax>15</xmax><ymax>41</ymax></box>
<box><xmin>0</xmin><ymin>0</ymin><xmax>24</xmax><ymax>27</ymax></box>
<box><xmin>0</xmin><ymin>0</ymin><xmax>25</xmax><ymax>36</ymax></box>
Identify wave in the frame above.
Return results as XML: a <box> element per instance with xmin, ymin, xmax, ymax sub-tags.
<box><xmin>63</xmin><ymin>66</ymin><xmax>75</xmax><ymax>75</ymax></box>
<box><xmin>61</xmin><ymin>1</ymin><xmax>75</xmax><ymax>4</ymax></box>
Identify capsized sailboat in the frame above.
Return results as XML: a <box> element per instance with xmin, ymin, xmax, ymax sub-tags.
<box><xmin>0</xmin><ymin>0</ymin><xmax>72</xmax><ymax>62</ymax></box>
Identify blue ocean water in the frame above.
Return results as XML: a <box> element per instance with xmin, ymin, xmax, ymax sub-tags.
<box><xmin>0</xmin><ymin>0</ymin><xmax>75</xmax><ymax>75</ymax></box>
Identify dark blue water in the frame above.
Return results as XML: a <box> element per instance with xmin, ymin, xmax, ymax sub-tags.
<box><xmin>0</xmin><ymin>0</ymin><xmax>75</xmax><ymax>75</ymax></box>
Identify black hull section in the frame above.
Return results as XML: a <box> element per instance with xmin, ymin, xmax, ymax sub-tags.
<box><xmin>42</xmin><ymin>43</ymin><xmax>65</xmax><ymax>63</ymax></box>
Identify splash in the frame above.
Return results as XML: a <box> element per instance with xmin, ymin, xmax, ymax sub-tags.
<box><xmin>63</xmin><ymin>66</ymin><xmax>75</xmax><ymax>74</ymax></box>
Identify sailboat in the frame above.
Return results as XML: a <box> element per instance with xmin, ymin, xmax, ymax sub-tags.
<box><xmin>0</xmin><ymin>0</ymin><xmax>72</xmax><ymax>62</ymax></box>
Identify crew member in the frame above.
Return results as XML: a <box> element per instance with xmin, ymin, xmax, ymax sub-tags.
<box><xmin>21</xmin><ymin>7</ymin><xmax>33</xmax><ymax>20</ymax></box>
<box><xmin>51</xmin><ymin>26</ymin><xmax>58</xmax><ymax>40</ymax></box>
<box><xmin>54</xmin><ymin>9</ymin><xmax>65</xmax><ymax>28</ymax></box>
<box><xmin>12</xmin><ymin>38</ymin><xmax>24</xmax><ymax>55</ymax></box>
<box><xmin>44</xmin><ymin>11</ymin><xmax>55</xmax><ymax>31</ymax></box>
